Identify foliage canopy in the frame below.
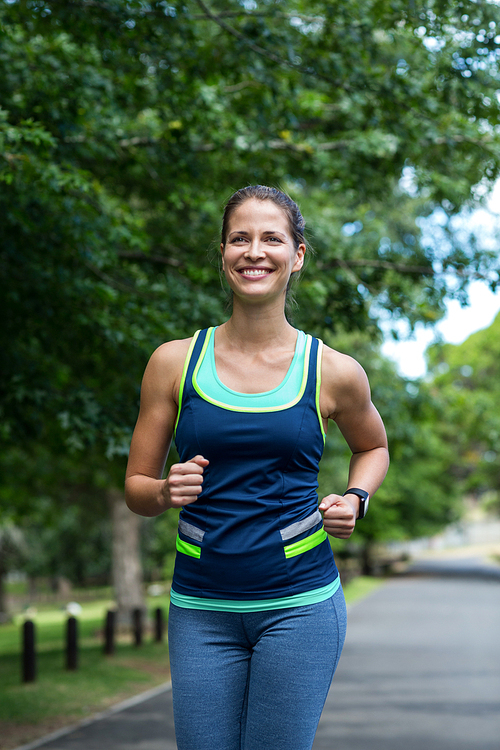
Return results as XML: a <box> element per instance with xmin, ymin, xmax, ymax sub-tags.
<box><xmin>1</xmin><ymin>2</ymin><xmax>500</xmax><ymax>585</ymax></box>
<box><xmin>2</xmin><ymin>0</ymin><xmax>500</xmax><ymax>453</ymax></box>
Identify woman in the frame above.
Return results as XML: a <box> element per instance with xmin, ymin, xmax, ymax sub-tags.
<box><xmin>125</xmin><ymin>185</ymin><xmax>389</xmax><ymax>750</ymax></box>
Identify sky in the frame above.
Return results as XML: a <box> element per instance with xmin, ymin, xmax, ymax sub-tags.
<box><xmin>381</xmin><ymin>281</ymin><xmax>500</xmax><ymax>379</ymax></box>
<box><xmin>381</xmin><ymin>181</ymin><xmax>500</xmax><ymax>379</ymax></box>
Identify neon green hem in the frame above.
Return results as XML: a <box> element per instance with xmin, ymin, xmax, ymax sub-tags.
<box><xmin>169</xmin><ymin>578</ymin><xmax>340</xmax><ymax>612</ymax></box>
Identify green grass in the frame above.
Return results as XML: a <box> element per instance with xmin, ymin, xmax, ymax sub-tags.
<box><xmin>0</xmin><ymin>578</ymin><xmax>385</xmax><ymax>736</ymax></box>
<box><xmin>343</xmin><ymin>575</ymin><xmax>386</xmax><ymax>605</ymax></box>
<box><xmin>0</xmin><ymin>594</ymin><xmax>171</xmax><ymax>730</ymax></box>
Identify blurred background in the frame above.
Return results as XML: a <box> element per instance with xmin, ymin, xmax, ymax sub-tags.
<box><xmin>1</xmin><ymin>0</ymin><xmax>500</xmax><ymax>746</ymax></box>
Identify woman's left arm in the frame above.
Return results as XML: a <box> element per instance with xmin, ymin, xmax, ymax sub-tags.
<box><xmin>319</xmin><ymin>347</ymin><xmax>389</xmax><ymax>539</ymax></box>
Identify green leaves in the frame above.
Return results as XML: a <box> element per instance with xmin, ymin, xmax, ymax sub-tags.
<box><xmin>1</xmin><ymin>0</ymin><xmax>500</xmax><ymax>486</ymax></box>
<box><xmin>427</xmin><ymin>312</ymin><xmax>500</xmax><ymax>498</ymax></box>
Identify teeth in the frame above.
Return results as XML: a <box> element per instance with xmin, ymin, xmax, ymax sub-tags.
<box><xmin>241</xmin><ymin>269</ymin><xmax>271</xmax><ymax>276</ymax></box>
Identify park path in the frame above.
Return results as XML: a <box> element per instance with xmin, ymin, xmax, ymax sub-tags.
<box><xmin>16</xmin><ymin>554</ymin><xmax>500</xmax><ymax>750</ymax></box>
<box><xmin>313</xmin><ymin>555</ymin><xmax>500</xmax><ymax>750</ymax></box>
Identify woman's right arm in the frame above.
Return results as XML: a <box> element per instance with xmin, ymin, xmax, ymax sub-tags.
<box><xmin>125</xmin><ymin>339</ymin><xmax>208</xmax><ymax>518</ymax></box>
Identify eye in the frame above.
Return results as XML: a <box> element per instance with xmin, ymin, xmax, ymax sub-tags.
<box><xmin>266</xmin><ymin>236</ymin><xmax>283</xmax><ymax>243</ymax></box>
<box><xmin>230</xmin><ymin>236</ymin><xmax>247</xmax><ymax>243</ymax></box>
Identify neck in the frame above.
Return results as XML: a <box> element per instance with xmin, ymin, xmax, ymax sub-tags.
<box><xmin>221</xmin><ymin>297</ymin><xmax>296</xmax><ymax>350</ymax></box>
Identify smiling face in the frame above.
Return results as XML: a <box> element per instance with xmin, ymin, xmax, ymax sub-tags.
<box><xmin>221</xmin><ymin>198</ymin><xmax>305</xmax><ymax>304</ymax></box>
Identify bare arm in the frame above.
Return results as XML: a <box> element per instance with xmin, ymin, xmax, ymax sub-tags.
<box><xmin>318</xmin><ymin>346</ymin><xmax>389</xmax><ymax>539</ymax></box>
<box><xmin>125</xmin><ymin>339</ymin><xmax>208</xmax><ymax>517</ymax></box>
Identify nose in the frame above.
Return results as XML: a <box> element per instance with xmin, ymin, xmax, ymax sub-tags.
<box><xmin>244</xmin><ymin>239</ymin><xmax>265</xmax><ymax>261</ymax></box>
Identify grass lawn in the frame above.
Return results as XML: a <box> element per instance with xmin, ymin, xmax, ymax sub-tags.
<box><xmin>0</xmin><ymin>594</ymin><xmax>171</xmax><ymax>750</ymax></box>
<box><xmin>0</xmin><ymin>577</ymin><xmax>385</xmax><ymax>750</ymax></box>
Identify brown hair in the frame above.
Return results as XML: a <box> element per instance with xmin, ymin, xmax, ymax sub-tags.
<box><xmin>221</xmin><ymin>185</ymin><xmax>306</xmax><ymax>251</ymax></box>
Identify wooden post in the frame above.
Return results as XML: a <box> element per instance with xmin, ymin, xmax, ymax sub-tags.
<box><xmin>104</xmin><ymin>610</ymin><xmax>115</xmax><ymax>655</ymax></box>
<box><xmin>66</xmin><ymin>616</ymin><xmax>78</xmax><ymax>670</ymax></box>
<box><xmin>22</xmin><ymin>620</ymin><xmax>36</xmax><ymax>683</ymax></box>
<box><xmin>154</xmin><ymin>607</ymin><xmax>164</xmax><ymax>643</ymax></box>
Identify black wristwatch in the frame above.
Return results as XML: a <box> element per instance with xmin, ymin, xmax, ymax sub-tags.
<box><xmin>343</xmin><ymin>488</ymin><xmax>370</xmax><ymax>519</ymax></box>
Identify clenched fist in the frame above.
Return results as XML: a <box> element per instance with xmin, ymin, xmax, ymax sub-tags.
<box><xmin>163</xmin><ymin>455</ymin><xmax>209</xmax><ymax>509</ymax></box>
<box><xmin>319</xmin><ymin>494</ymin><xmax>357</xmax><ymax>539</ymax></box>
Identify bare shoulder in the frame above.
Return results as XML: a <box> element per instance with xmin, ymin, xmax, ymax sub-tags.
<box><xmin>320</xmin><ymin>343</ymin><xmax>371</xmax><ymax>420</ymax></box>
<box><xmin>142</xmin><ymin>336</ymin><xmax>194</xmax><ymax>403</ymax></box>
<box><xmin>148</xmin><ymin>337</ymin><xmax>194</xmax><ymax>370</ymax></box>
<box><xmin>321</xmin><ymin>343</ymin><xmax>369</xmax><ymax>390</ymax></box>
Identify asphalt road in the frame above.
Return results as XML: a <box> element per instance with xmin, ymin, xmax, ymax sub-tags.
<box><xmin>313</xmin><ymin>558</ymin><xmax>500</xmax><ymax>750</ymax></box>
<box><xmin>17</xmin><ymin>556</ymin><xmax>500</xmax><ymax>750</ymax></box>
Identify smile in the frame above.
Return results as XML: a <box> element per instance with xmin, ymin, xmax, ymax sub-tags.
<box><xmin>238</xmin><ymin>268</ymin><xmax>273</xmax><ymax>277</ymax></box>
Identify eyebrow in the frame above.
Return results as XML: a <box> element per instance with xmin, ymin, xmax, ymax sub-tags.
<box><xmin>228</xmin><ymin>229</ymin><xmax>286</xmax><ymax>237</ymax></box>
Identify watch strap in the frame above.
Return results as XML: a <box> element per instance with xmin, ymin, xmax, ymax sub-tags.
<box><xmin>343</xmin><ymin>488</ymin><xmax>369</xmax><ymax>519</ymax></box>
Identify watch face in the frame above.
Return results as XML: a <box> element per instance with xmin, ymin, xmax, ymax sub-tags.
<box><xmin>359</xmin><ymin>496</ymin><xmax>369</xmax><ymax>518</ymax></box>
<box><xmin>344</xmin><ymin>489</ymin><xmax>369</xmax><ymax>518</ymax></box>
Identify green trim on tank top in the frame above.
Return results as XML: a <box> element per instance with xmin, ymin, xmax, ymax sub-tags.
<box><xmin>174</xmin><ymin>330</ymin><xmax>201</xmax><ymax>437</ymax></box>
<box><xmin>169</xmin><ymin>577</ymin><xmax>340</xmax><ymax>612</ymax></box>
<box><xmin>315</xmin><ymin>338</ymin><xmax>326</xmax><ymax>443</ymax></box>
<box><xmin>193</xmin><ymin>327</ymin><xmax>311</xmax><ymax>412</ymax></box>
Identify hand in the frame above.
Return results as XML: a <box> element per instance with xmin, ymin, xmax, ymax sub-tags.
<box><xmin>319</xmin><ymin>494</ymin><xmax>357</xmax><ymax>539</ymax></box>
<box><xmin>163</xmin><ymin>455</ymin><xmax>209</xmax><ymax>509</ymax></box>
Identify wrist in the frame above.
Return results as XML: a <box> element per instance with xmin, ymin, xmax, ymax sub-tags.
<box><xmin>343</xmin><ymin>488</ymin><xmax>370</xmax><ymax>519</ymax></box>
<box><xmin>342</xmin><ymin>494</ymin><xmax>359</xmax><ymax>517</ymax></box>
<box><xmin>158</xmin><ymin>478</ymin><xmax>172</xmax><ymax>511</ymax></box>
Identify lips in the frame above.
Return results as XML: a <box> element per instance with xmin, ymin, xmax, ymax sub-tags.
<box><xmin>238</xmin><ymin>267</ymin><xmax>274</xmax><ymax>277</ymax></box>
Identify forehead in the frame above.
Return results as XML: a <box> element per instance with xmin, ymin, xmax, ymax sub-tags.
<box><xmin>227</xmin><ymin>198</ymin><xmax>290</xmax><ymax>233</ymax></box>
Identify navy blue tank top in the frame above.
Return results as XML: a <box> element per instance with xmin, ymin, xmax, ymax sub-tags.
<box><xmin>170</xmin><ymin>327</ymin><xmax>339</xmax><ymax>611</ymax></box>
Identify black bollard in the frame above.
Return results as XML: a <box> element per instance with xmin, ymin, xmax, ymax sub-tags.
<box><xmin>154</xmin><ymin>607</ymin><xmax>164</xmax><ymax>643</ymax></box>
<box><xmin>22</xmin><ymin>620</ymin><xmax>36</xmax><ymax>683</ymax></box>
<box><xmin>104</xmin><ymin>610</ymin><xmax>115</xmax><ymax>655</ymax></box>
<box><xmin>66</xmin><ymin>616</ymin><xmax>78</xmax><ymax>670</ymax></box>
<box><xmin>132</xmin><ymin>607</ymin><xmax>143</xmax><ymax>646</ymax></box>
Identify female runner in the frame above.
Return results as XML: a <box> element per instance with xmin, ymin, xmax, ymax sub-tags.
<box><xmin>125</xmin><ymin>185</ymin><xmax>389</xmax><ymax>750</ymax></box>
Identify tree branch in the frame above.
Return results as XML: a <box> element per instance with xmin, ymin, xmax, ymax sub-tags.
<box><xmin>61</xmin><ymin>132</ymin><xmax>496</xmax><ymax>155</ymax></box>
<box><xmin>118</xmin><ymin>251</ymin><xmax>183</xmax><ymax>268</ymax></box>
<box><xmin>191</xmin><ymin>11</ymin><xmax>324</xmax><ymax>23</ymax></box>
<box><xmin>192</xmin><ymin>0</ymin><xmax>349</xmax><ymax>90</ymax></box>
<box><xmin>319</xmin><ymin>259</ymin><xmax>434</xmax><ymax>275</ymax></box>
<box><xmin>319</xmin><ymin>258</ymin><xmax>498</xmax><ymax>283</ymax></box>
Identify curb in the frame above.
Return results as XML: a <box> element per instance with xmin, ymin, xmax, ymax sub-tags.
<box><xmin>12</xmin><ymin>681</ymin><xmax>172</xmax><ymax>750</ymax></box>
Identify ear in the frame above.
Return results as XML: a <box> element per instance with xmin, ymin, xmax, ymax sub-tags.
<box><xmin>292</xmin><ymin>243</ymin><xmax>305</xmax><ymax>273</ymax></box>
<box><xmin>220</xmin><ymin>242</ymin><xmax>225</xmax><ymax>269</ymax></box>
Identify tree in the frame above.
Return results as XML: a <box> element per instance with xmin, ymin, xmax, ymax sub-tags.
<box><xmin>2</xmin><ymin>0</ymin><xmax>500</xmax><ymax>595</ymax></box>
<box><xmin>0</xmin><ymin>445</ymin><xmax>111</xmax><ymax>619</ymax></box>
<box><xmin>317</xmin><ymin>330</ymin><xmax>461</xmax><ymax>572</ymax></box>
<box><xmin>0</xmin><ymin>522</ymin><xmax>25</xmax><ymax>621</ymax></box>
<box><xmin>3</xmin><ymin>0</ymin><xmax>500</xmax><ymax>448</ymax></box>
<box><xmin>426</xmin><ymin>311</ymin><xmax>500</xmax><ymax>507</ymax></box>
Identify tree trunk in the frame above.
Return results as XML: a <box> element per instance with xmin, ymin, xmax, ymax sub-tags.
<box><xmin>108</xmin><ymin>489</ymin><xmax>145</xmax><ymax>626</ymax></box>
<box><xmin>361</xmin><ymin>541</ymin><xmax>375</xmax><ymax>576</ymax></box>
<box><xmin>0</xmin><ymin>569</ymin><xmax>9</xmax><ymax>623</ymax></box>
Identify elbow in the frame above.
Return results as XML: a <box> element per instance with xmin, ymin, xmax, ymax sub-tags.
<box><xmin>124</xmin><ymin>480</ymin><xmax>139</xmax><ymax>515</ymax></box>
